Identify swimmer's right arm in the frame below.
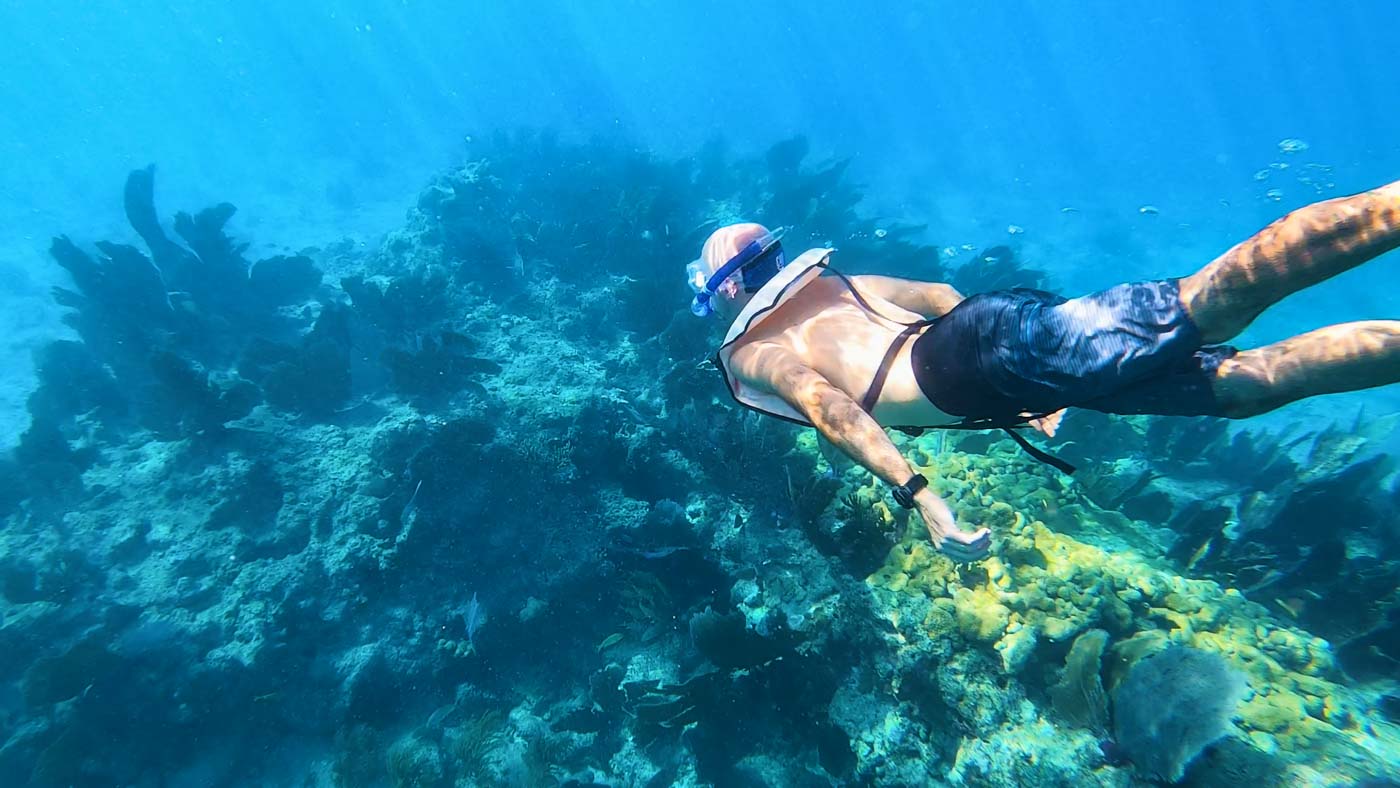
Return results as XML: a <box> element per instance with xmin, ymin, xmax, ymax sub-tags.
<box><xmin>849</xmin><ymin>275</ymin><xmax>964</xmax><ymax>318</ymax></box>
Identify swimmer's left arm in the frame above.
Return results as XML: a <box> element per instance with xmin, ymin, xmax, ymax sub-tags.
<box><xmin>771</xmin><ymin>360</ymin><xmax>918</xmax><ymax>489</ymax></box>
<box><xmin>849</xmin><ymin>275</ymin><xmax>964</xmax><ymax>318</ymax></box>
<box><xmin>743</xmin><ymin>351</ymin><xmax>989</xmax><ymax>559</ymax></box>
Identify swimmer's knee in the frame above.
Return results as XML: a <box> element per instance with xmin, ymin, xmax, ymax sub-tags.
<box><xmin>1207</xmin><ymin>355</ymin><xmax>1282</xmax><ymax>419</ymax></box>
<box><xmin>1177</xmin><ymin>273</ymin><xmax>1265</xmax><ymax>345</ymax></box>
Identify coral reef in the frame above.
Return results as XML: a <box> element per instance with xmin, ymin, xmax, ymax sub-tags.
<box><xmin>3</xmin><ymin>134</ymin><xmax>1397</xmax><ymax>787</ymax></box>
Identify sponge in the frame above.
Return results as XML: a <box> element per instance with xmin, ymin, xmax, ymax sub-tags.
<box><xmin>1112</xmin><ymin>645</ymin><xmax>1248</xmax><ymax>783</ymax></box>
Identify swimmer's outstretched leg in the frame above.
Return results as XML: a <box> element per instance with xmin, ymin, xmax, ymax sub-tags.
<box><xmin>1180</xmin><ymin>180</ymin><xmax>1400</xmax><ymax>343</ymax></box>
<box><xmin>1212</xmin><ymin>321</ymin><xmax>1400</xmax><ymax>417</ymax></box>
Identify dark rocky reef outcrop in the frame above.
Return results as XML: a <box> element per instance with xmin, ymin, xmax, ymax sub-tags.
<box><xmin>951</xmin><ymin>244</ymin><xmax>1050</xmax><ymax>294</ymax></box>
<box><xmin>32</xmin><ymin>167</ymin><xmax>340</xmax><ymax>444</ymax></box>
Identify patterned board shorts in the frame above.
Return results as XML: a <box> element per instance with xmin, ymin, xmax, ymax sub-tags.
<box><xmin>911</xmin><ymin>279</ymin><xmax>1237</xmax><ymax>419</ymax></box>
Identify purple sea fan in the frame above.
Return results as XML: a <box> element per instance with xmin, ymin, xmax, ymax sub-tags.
<box><xmin>1112</xmin><ymin>645</ymin><xmax>1246</xmax><ymax>782</ymax></box>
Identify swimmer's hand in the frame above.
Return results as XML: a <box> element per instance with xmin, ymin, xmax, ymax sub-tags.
<box><xmin>916</xmin><ymin>489</ymin><xmax>991</xmax><ymax>562</ymax></box>
<box><xmin>1025</xmin><ymin>409</ymin><xmax>1066</xmax><ymax>438</ymax></box>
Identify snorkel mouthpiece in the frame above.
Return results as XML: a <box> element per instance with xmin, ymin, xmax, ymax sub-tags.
<box><xmin>690</xmin><ymin>290</ymin><xmax>715</xmax><ymax>317</ymax></box>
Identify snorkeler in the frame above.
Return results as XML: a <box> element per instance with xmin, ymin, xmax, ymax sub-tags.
<box><xmin>686</xmin><ymin>181</ymin><xmax>1400</xmax><ymax>561</ymax></box>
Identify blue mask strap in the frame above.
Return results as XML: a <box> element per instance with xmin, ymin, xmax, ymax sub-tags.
<box><xmin>691</xmin><ymin>239</ymin><xmax>766</xmax><ymax>316</ymax></box>
<box><xmin>704</xmin><ymin>240</ymin><xmax>764</xmax><ymax>294</ymax></box>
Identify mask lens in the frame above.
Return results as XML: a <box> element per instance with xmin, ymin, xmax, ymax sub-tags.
<box><xmin>685</xmin><ymin>260</ymin><xmax>708</xmax><ymax>293</ymax></box>
<box><xmin>741</xmin><ymin>243</ymin><xmax>785</xmax><ymax>293</ymax></box>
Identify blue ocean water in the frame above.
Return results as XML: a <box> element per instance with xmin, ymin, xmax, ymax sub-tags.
<box><xmin>1</xmin><ymin>2</ymin><xmax>1398</xmax><ymax>785</ymax></box>
<box><xmin>4</xmin><ymin>1</ymin><xmax>1400</xmax><ymax>441</ymax></box>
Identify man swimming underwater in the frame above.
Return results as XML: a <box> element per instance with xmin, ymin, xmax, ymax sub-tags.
<box><xmin>687</xmin><ymin>181</ymin><xmax>1400</xmax><ymax>561</ymax></box>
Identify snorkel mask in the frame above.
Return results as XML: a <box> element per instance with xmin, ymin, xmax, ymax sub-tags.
<box><xmin>687</xmin><ymin>227</ymin><xmax>787</xmax><ymax>317</ymax></box>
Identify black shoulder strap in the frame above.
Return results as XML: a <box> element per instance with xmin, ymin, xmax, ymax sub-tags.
<box><xmin>860</xmin><ymin>321</ymin><xmax>933</xmax><ymax>413</ymax></box>
<box><xmin>823</xmin><ymin>268</ymin><xmax>937</xmax><ymax>413</ymax></box>
<box><xmin>827</xmin><ymin>268</ymin><xmax>927</xmax><ymax>329</ymax></box>
<box><xmin>916</xmin><ymin>413</ymin><xmax>1078</xmax><ymax>475</ymax></box>
<box><xmin>1001</xmin><ymin>428</ymin><xmax>1077</xmax><ymax>474</ymax></box>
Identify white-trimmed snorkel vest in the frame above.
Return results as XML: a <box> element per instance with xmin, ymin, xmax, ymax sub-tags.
<box><xmin>714</xmin><ymin>247</ymin><xmax>833</xmax><ymax>425</ymax></box>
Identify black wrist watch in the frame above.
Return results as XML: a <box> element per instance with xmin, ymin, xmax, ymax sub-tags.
<box><xmin>892</xmin><ymin>473</ymin><xmax>928</xmax><ymax>509</ymax></box>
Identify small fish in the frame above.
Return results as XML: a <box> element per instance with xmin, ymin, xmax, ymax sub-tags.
<box><xmin>465</xmin><ymin>592</ymin><xmax>486</xmax><ymax>649</ymax></box>
<box><xmin>1060</xmin><ymin>206</ymin><xmax>1079</xmax><ymax>213</ymax></box>
<box><xmin>1273</xmin><ymin>597</ymin><xmax>1304</xmax><ymax>619</ymax></box>
<box><xmin>334</xmin><ymin>396</ymin><xmax>372</xmax><ymax>414</ymax></box>
<box><xmin>1252</xmin><ymin>169</ymin><xmax>1271</xmax><ymax>181</ymax></box>
<box><xmin>873</xmin><ymin>228</ymin><xmax>888</xmax><ymax>238</ymax></box>
<box><xmin>960</xmin><ymin>243</ymin><xmax>977</xmax><ymax>251</ymax></box>
<box><xmin>401</xmin><ymin>480</ymin><xmax>423</xmax><ymax>524</ymax></box>
<box><xmin>596</xmin><ymin>633</ymin><xmax>624</xmax><ymax>652</ymax></box>
<box><xmin>1277</xmin><ymin>138</ymin><xmax>1309</xmax><ymax>153</ymax></box>
<box><xmin>638</xmin><ymin>546</ymin><xmax>691</xmax><ymax>559</ymax></box>
<box><xmin>1006</xmin><ymin>224</ymin><xmax>1025</xmax><ymax>235</ymax></box>
<box><xmin>426</xmin><ymin>704</ymin><xmax>457</xmax><ymax>729</ymax></box>
<box><xmin>1186</xmin><ymin>539</ymin><xmax>1213</xmax><ymax>570</ymax></box>
<box><xmin>1265</xmin><ymin>188</ymin><xmax>1284</xmax><ymax>201</ymax></box>
<box><xmin>1269</xmin><ymin>161</ymin><xmax>1289</xmax><ymax>170</ymax></box>
<box><xmin>1138</xmin><ymin>205</ymin><xmax>1160</xmax><ymax>215</ymax></box>
<box><xmin>941</xmin><ymin>246</ymin><xmax>957</xmax><ymax>258</ymax></box>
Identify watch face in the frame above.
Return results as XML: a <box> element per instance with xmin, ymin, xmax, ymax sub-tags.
<box><xmin>893</xmin><ymin>484</ymin><xmax>915</xmax><ymax>509</ymax></box>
